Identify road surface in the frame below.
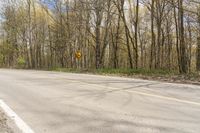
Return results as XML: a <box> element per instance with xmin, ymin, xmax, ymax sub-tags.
<box><xmin>0</xmin><ymin>69</ymin><xmax>200</xmax><ymax>133</ymax></box>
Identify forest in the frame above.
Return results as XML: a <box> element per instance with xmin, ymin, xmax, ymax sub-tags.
<box><xmin>0</xmin><ymin>0</ymin><xmax>200</xmax><ymax>74</ymax></box>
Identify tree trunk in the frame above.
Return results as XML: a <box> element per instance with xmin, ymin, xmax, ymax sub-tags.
<box><xmin>135</xmin><ymin>0</ymin><xmax>139</xmax><ymax>68</ymax></box>
<box><xmin>197</xmin><ymin>37</ymin><xmax>200</xmax><ymax>71</ymax></box>
<box><xmin>178</xmin><ymin>0</ymin><xmax>188</xmax><ymax>73</ymax></box>
<box><xmin>150</xmin><ymin>0</ymin><xmax>156</xmax><ymax>69</ymax></box>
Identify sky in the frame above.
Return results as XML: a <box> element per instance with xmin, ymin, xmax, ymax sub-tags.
<box><xmin>0</xmin><ymin>1</ymin><xmax>3</xmax><ymax>37</ymax></box>
<box><xmin>0</xmin><ymin>3</ymin><xmax>3</xmax><ymax>23</ymax></box>
<box><xmin>39</xmin><ymin>0</ymin><xmax>56</xmax><ymax>10</ymax></box>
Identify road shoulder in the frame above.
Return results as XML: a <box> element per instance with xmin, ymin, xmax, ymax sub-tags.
<box><xmin>0</xmin><ymin>109</ymin><xmax>20</xmax><ymax>133</ymax></box>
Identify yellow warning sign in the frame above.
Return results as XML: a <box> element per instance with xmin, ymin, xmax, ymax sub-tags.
<box><xmin>75</xmin><ymin>51</ymin><xmax>81</xmax><ymax>59</ymax></box>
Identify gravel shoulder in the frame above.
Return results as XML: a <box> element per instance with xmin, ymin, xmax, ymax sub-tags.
<box><xmin>0</xmin><ymin>109</ymin><xmax>13</xmax><ymax>133</ymax></box>
<box><xmin>0</xmin><ymin>109</ymin><xmax>20</xmax><ymax>133</ymax></box>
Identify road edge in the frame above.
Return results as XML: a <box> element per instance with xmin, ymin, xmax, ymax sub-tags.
<box><xmin>0</xmin><ymin>99</ymin><xmax>34</xmax><ymax>133</ymax></box>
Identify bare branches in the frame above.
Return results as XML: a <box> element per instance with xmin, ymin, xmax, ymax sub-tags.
<box><xmin>0</xmin><ymin>0</ymin><xmax>200</xmax><ymax>73</ymax></box>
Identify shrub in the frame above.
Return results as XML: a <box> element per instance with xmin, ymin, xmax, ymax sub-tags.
<box><xmin>0</xmin><ymin>54</ymin><xmax>3</xmax><ymax>65</ymax></box>
<box><xmin>17</xmin><ymin>57</ymin><xmax>26</xmax><ymax>68</ymax></box>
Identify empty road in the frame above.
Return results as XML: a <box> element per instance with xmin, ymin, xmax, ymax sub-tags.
<box><xmin>0</xmin><ymin>69</ymin><xmax>200</xmax><ymax>133</ymax></box>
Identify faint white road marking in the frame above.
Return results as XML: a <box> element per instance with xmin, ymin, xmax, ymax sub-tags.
<box><xmin>66</xmin><ymin>78</ymin><xmax>200</xmax><ymax>106</ymax></box>
<box><xmin>0</xmin><ymin>99</ymin><xmax>35</xmax><ymax>133</ymax></box>
<box><xmin>125</xmin><ymin>90</ymin><xmax>200</xmax><ymax>106</ymax></box>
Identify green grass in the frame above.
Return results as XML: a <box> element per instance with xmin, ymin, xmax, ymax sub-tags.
<box><xmin>95</xmin><ymin>68</ymin><xmax>175</xmax><ymax>76</ymax></box>
<box><xmin>14</xmin><ymin>66</ymin><xmax>199</xmax><ymax>84</ymax></box>
<box><xmin>49</xmin><ymin>68</ymin><xmax>79</xmax><ymax>73</ymax></box>
<box><xmin>47</xmin><ymin>67</ymin><xmax>177</xmax><ymax>77</ymax></box>
<box><xmin>47</xmin><ymin>67</ymin><xmax>200</xmax><ymax>84</ymax></box>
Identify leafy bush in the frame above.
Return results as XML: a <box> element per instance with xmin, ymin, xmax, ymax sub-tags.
<box><xmin>17</xmin><ymin>57</ymin><xmax>26</xmax><ymax>68</ymax></box>
<box><xmin>0</xmin><ymin>54</ymin><xmax>3</xmax><ymax>65</ymax></box>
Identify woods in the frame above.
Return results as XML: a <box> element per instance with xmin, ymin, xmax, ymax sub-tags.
<box><xmin>0</xmin><ymin>0</ymin><xmax>200</xmax><ymax>74</ymax></box>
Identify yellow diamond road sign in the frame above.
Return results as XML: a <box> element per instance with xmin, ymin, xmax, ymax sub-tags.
<box><xmin>75</xmin><ymin>51</ymin><xmax>81</xmax><ymax>59</ymax></box>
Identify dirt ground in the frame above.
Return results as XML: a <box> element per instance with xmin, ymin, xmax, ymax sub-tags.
<box><xmin>0</xmin><ymin>110</ymin><xmax>13</xmax><ymax>133</ymax></box>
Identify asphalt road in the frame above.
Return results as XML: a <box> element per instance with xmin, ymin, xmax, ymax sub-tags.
<box><xmin>0</xmin><ymin>69</ymin><xmax>200</xmax><ymax>133</ymax></box>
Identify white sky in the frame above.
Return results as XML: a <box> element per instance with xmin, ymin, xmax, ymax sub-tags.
<box><xmin>0</xmin><ymin>0</ymin><xmax>3</xmax><ymax>21</ymax></box>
